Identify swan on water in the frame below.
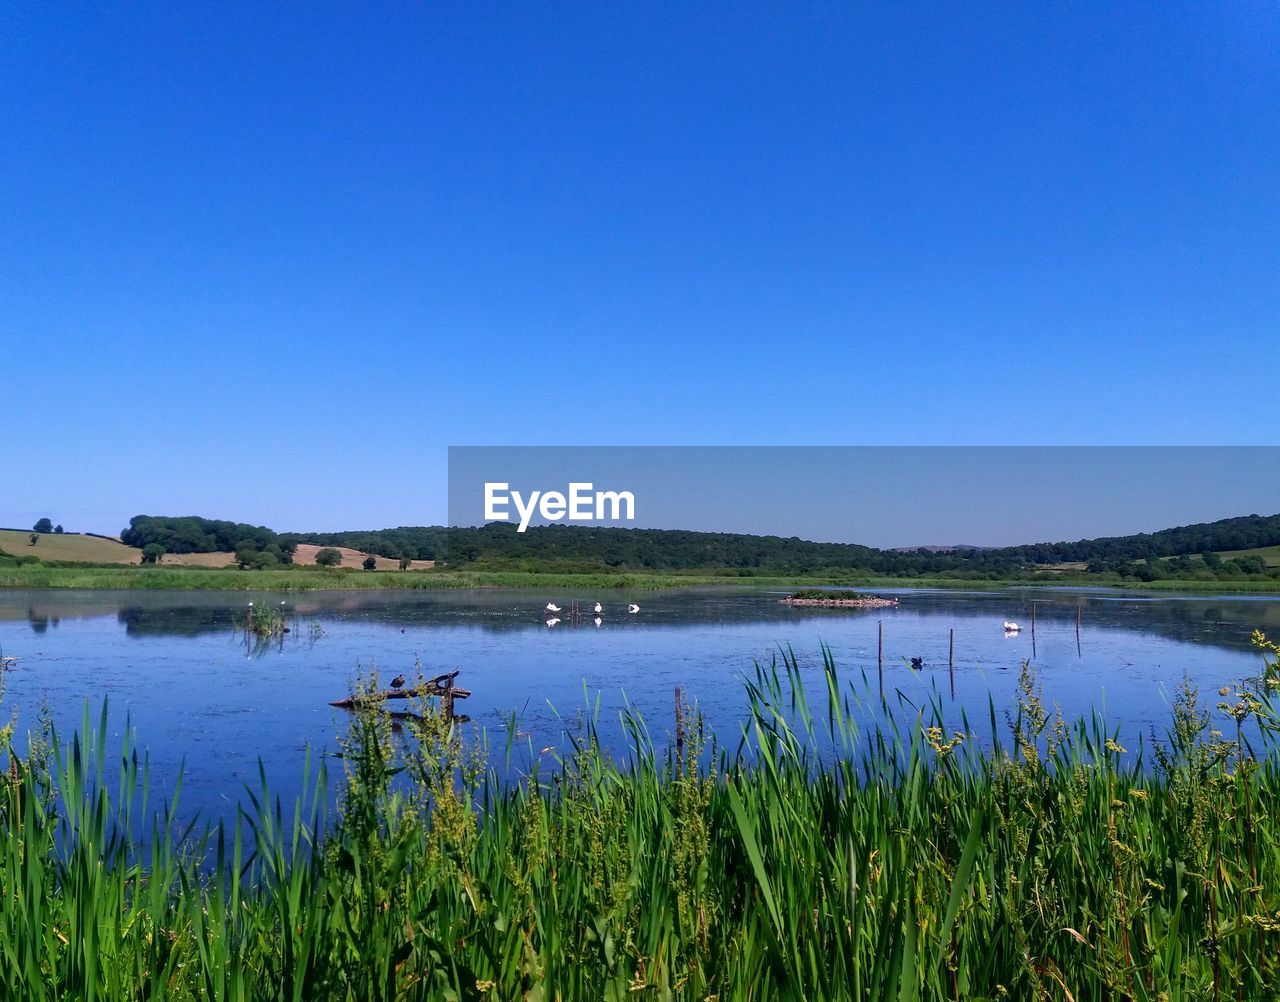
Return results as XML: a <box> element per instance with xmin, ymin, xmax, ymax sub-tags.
<box><xmin>1003</xmin><ymin>621</ymin><xmax>1021</xmax><ymax>632</ymax></box>
<box><xmin>546</xmin><ymin>603</ymin><xmax>562</xmax><ymax>613</ymax></box>
<box><xmin>593</xmin><ymin>601</ymin><xmax>603</xmax><ymax>614</ymax></box>
<box><xmin>628</xmin><ymin>603</ymin><xmax>640</xmax><ymax>614</ymax></box>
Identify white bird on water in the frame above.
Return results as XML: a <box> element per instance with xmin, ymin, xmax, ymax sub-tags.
<box><xmin>1003</xmin><ymin>621</ymin><xmax>1021</xmax><ymax>633</ymax></box>
<box><xmin>546</xmin><ymin>602</ymin><xmax>562</xmax><ymax>613</ymax></box>
<box><xmin>593</xmin><ymin>602</ymin><xmax>603</xmax><ymax>614</ymax></box>
<box><xmin>628</xmin><ymin>603</ymin><xmax>640</xmax><ymax>614</ymax></box>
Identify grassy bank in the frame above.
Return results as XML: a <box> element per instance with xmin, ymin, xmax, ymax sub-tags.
<box><xmin>3</xmin><ymin>561</ymin><xmax>1280</xmax><ymax>593</ymax></box>
<box><xmin>0</xmin><ymin>564</ymin><xmax>829</xmax><ymax>592</ymax></box>
<box><xmin>3</xmin><ymin>636</ymin><xmax>1280</xmax><ymax>999</ymax></box>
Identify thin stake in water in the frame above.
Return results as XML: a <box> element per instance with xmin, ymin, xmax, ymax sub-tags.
<box><xmin>878</xmin><ymin>620</ymin><xmax>884</xmax><ymax>704</ymax></box>
<box><xmin>949</xmin><ymin>627</ymin><xmax>955</xmax><ymax>700</ymax></box>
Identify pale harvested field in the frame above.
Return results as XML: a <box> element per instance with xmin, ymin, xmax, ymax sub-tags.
<box><xmin>290</xmin><ymin>543</ymin><xmax>434</xmax><ymax>571</ymax></box>
<box><xmin>162</xmin><ymin>551</ymin><xmax>237</xmax><ymax>567</ymax></box>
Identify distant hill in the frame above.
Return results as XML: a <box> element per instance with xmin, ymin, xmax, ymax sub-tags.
<box><xmin>12</xmin><ymin>511</ymin><xmax>1276</xmax><ymax>582</ymax></box>
<box><xmin>888</xmin><ymin>544</ymin><xmax>990</xmax><ymax>554</ymax></box>
<box><xmin>280</xmin><ymin>512</ymin><xmax>1280</xmax><ymax>580</ymax></box>
<box><xmin>990</xmin><ymin>513</ymin><xmax>1280</xmax><ymax>567</ymax></box>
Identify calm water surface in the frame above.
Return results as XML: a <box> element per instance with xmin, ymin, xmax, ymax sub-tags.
<box><xmin>2</xmin><ymin>586</ymin><xmax>1277</xmax><ymax>821</ymax></box>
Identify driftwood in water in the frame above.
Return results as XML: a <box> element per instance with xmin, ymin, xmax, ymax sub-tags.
<box><xmin>329</xmin><ymin>670</ymin><xmax>471</xmax><ymax>719</ymax></box>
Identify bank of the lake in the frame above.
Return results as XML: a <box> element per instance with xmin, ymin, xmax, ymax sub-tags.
<box><xmin>3</xmin><ymin>641</ymin><xmax>1280</xmax><ymax>1000</ymax></box>
<box><xmin>2</xmin><ymin>562</ymin><xmax>1279</xmax><ymax>593</ymax></box>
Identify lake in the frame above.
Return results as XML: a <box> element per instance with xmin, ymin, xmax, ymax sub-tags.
<box><xmin>2</xmin><ymin>586</ymin><xmax>1277</xmax><ymax>822</ymax></box>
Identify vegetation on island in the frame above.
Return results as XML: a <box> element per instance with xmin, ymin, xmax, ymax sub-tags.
<box><xmin>3</xmin><ymin>635</ymin><xmax>1280</xmax><ymax>997</ymax></box>
<box><xmin>780</xmin><ymin>589</ymin><xmax>897</xmax><ymax>607</ymax></box>
<box><xmin>788</xmin><ymin>588</ymin><xmax>867</xmax><ymax>600</ymax></box>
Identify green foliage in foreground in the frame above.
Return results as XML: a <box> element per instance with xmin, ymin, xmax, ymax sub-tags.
<box><xmin>4</xmin><ymin>637</ymin><xmax>1280</xmax><ymax>999</ymax></box>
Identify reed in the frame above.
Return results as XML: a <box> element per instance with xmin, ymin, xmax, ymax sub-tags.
<box><xmin>2</xmin><ymin>636</ymin><xmax>1280</xmax><ymax>999</ymax></box>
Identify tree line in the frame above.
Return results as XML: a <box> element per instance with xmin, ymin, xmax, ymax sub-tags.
<box><xmin>115</xmin><ymin>512</ymin><xmax>1280</xmax><ymax>579</ymax></box>
<box><xmin>120</xmin><ymin>515</ymin><xmax>296</xmax><ymax>568</ymax></box>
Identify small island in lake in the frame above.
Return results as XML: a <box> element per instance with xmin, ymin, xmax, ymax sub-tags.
<box><xmin>780</xmin><ymin>590</ymin><xmax>899</xmax><ymax>608</ymax></box>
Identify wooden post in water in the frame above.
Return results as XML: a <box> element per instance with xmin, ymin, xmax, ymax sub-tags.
<box><xmin>1031</xmin><ymin>601</ymin><xmax>1037</xmax><ymax>658</ymax></box>
<box><xmin>878</xmin><ymin>621</ymin><xmax>884</xmax><ymax>703</ymax></box>
<box><xmin>949</xmin><ymin>627</ymin><xmax>955</xmax><ymax>700</ymax></box>
<box><xmin>1076</xmin><ymin>604</ymin><xmax>1082</xmax><ymax>656</ymax></box>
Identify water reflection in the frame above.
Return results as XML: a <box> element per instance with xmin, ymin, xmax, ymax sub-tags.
<box><xmin>3</xmin><ymin>587</ymin><xmax>1276</xmax><ymax>653</ymax></box>
<box><xmin>1</xmin><ymin>585</ymin><xmax>1277</xmax><ymax>825</ymax></box>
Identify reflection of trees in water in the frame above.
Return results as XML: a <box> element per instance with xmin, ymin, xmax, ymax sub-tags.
<box><xmin>114</xmin><ymin>606</ymin><xmax>329</xmax><ymax>659</ymax></box>
<box><xmin>116</xmin><ymin>606</ymin><xmax>234</xmax><ymax>638</ymax></box>
<box><xmin>13</xmin><ymin>590</ymin><xmax>1279</xmax><ymax>655</ymax></box>
<box><xmin>28</xmin><ymin>607</ymin><xmax>59</xmax><ymax>634</ymax></box>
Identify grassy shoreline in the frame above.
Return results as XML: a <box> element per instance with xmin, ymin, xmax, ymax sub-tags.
<box><xmin>2</xmin><ymin>561</ymin><xmax>1280</xmax><ymax>593</ymax></box>
<box><xmin>4</xmin><ymin>640</ymin><xmax>1280</xmax><ymax>998</ymax></box>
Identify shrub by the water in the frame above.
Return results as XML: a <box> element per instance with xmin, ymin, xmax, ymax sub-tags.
<box><xmin>788</xmin><ymin>588</ymin><xmax>872</xmax><ymax>600</ymax></box>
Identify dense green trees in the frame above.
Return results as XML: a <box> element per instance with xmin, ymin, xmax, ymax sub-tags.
<box><xmin>33</xmin><ymin>518</ymin><xmax>53</xmax><ymax>533</ymax></box>
<box><xmin>140</xmin><ymin>543</ymin><xmax>166</xmax><ymax>564</ymax></box>
<box><xmin>314</xmin><ymin>547</ymin><xmax>343</xmax><ymax>567</ymax></box>
<box><xmin>122</xmin><ymin>515</ymin><xmax>294</xmax><ymax>561</ymax></box>
<box><xmin>280</xmin><ymin>526</ymin><xmax>447</xmax><ymax>561</ymax></box>
<box><xmin>122</xmin><ymin>511</ymin><xmax>1280</xmax><ymax>582</ymax></box>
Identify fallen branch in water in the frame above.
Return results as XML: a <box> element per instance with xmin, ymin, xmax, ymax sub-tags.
<box><xmin>328</xmin><ymin>670</ymin><xmax>470</xmax><ymax>708</ymax></box>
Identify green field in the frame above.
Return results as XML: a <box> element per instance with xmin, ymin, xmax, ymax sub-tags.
<box><xmin>1214</xmin><ymin>543</ymin><xmax>1280</xmax><ymax>567</ymax></box>
<box><xmin>2</xmin><ymin>560</ymin><xmax>1280</xmax><ymax>593</ymax></box>
<box><xmin>0</xmin><ymin>563</ymin><xmax>862</xmax><ymax>592</ymax></box>
<box><xmin>0</xmin><ymin>529</ymin><xmax>139</xmax><ymax>564</ymax></box>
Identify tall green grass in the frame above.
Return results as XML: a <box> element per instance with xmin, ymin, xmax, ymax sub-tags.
<box><xmin>0</xmin><ymin>564</ymin><xmax>839</xmax><ymax>592</ymax></box>
<box><xmin>3</xmin><ymin>636</ymin><xmax>1280</xmax><ymax>998</ymax></box>
<box><xmin>3</xmin><ymin>561</ymin><xmax>1280</xmax><ymax>593</ymax></box>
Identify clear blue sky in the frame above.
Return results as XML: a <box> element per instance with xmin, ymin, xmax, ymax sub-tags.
<box><xmin>2</xmin><ymin>3</ymin><xmax>1276</xmax><ymax>536</ymax></box>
